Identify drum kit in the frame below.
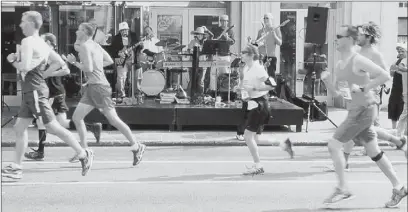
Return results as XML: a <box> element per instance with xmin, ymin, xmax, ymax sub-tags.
<box><xmin>138</xmin><ymin>38</ymin><xmax>189</xmax><ymax>97</ymax></box>
<box><xmin>137</xmin><ymin>37</ymin><xmax>239</xmax><ymax>105</ymax></box>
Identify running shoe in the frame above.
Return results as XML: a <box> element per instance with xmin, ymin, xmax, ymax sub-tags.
<box><xmin>69</xmin><ymin>154</ymin><xmax>80</xmax><ymax>163</ymax></box>
<box><xmin>323</xmin><ymin>187</ymin><xmax>355</xmax><ymax>205</ymax></box>
<box><xmin>79</xmin><ymin>149</ymin><xmax>94</xmax><ymax>176</ymax></box>
<box><xmin>280</xmin><ymin>138</ymin><xmax>294</xmax><ymax>159</ymax></box>
<box><xmin>2</xmin><ymin>164</ymin><xmax>23</xmax><ymax>179</ymax></box>
<box><xmin>131</xmin><ymin>144</ymin><xmax>146</xmax><ymax>166</ymax></box>
<box><xmin>397</xmin><ymin>136</ymin><xmax>407</xmax><ymax>159</ymax></box>
<box><xmin>242</xmin><ymin>165</ymin><xmax>264</xmax><ymax>176</ymax></box>
<box><xmin>236</xmin><ymin>135</ymin><xmax>244</xmax><ymax>141</ymax></box>
<box><xmin>323</xmin><ymin>164</ymin><xmax>351</xmax><ymax>172</ymax></box>
<box><xmin>90</xmin><ymin>123</ymin><xmax>102</xmax><ymax>143</ymax></box>
<box><xmin>385</xmin><ymin>186</ymin><xmax>408</xmax><ymax>208</ymax></box>
<box><xmin>24</xmin><ymin>148</ymin><xmax>44</xmax><ymax>161</ymax></box>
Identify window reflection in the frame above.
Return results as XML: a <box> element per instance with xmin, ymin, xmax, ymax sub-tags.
<box><xmin>280</xmin><ymin>11</ymin><xmax>297</xmax><ymax>94</ymax></box>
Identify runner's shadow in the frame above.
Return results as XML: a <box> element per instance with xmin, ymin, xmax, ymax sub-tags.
<box><xmin>136</xmin><ymin>170</ymin><xmax>328</xmax><ymax>182</ymax></box>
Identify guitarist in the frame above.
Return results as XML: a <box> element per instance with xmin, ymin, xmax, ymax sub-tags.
<box><xmin>110</xmin><ymin>22</ymin><xmax>144</xmax><ymax>102</ymax></box>
<box><xmin>251</xmin><ymin>13</ymin><xmax>282</xmax><ymax>81</ymax></box>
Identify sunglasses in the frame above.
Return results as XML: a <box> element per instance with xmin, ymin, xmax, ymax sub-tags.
<box><xmin>336</xmin><ymin>35</ymin><xmax>350</xmax><ymax>39</ymax></box>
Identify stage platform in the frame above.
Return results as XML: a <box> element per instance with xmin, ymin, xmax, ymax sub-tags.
<box><xmin>65</xmin><ymin>98</ymin><xmax>304</xmax><ymax>132</ymax></box>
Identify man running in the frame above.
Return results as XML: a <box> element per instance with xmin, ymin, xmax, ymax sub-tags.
<box><xmin>24</xmin><ymin>33</ymin><xmax>102</xmax><ymax>162</ymax></box>
<box><xmin>324</xmin><ymin>22</ymin><xmax>407</xmax><ymax>173</ymax></box>
<box><xmin>65</xmin><ymin>22</ymin><xmax>146</xmax><ymax>166</ymax></box>
<box><xmin>2</xmin><ymin>11</ymin><xmax>93</xmax><ymax>179</ymax></box>
<box><xmin>321</xmin><ymin>25</ymin><xmax>407</xmax><ymax>208</ymax></box>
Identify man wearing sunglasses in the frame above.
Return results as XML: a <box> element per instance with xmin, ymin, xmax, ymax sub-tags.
<box><xmin>324</xmin><ymin>22</ymin><xmax>407</xmax><ymax>173</ymax></box>
<box><xmin>320</xmin><ymin>25</ymin><xmax>407</xmax><ymax>207</ymax></box>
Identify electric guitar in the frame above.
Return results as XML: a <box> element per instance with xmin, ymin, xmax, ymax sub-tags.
<box><xmin>116</xmin><ymin>37</ymin><xmax>146</xmax><ymax>66</ymax></box>
<box><xmin>247</xmin><ymin>19</ymin><xmax>290</xmax><ymax>45</ymax></box>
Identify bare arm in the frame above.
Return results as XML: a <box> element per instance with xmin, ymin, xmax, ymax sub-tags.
<box><xmin>321</xmin><ymin>64</ymin><xmax>342</xmax><ymax>98</ymax></box>
<box><xmin>43</xmin><ymin>51</ymin><xmax>70</xmax><ymax>78</ymax></box>
<box><xmin>355</xmin><ymin>55</ymin><xmax>391</xmax><ymax>91</ymax></box>
<box><xmin>273</xmin><ymin>28</ymin><xmax>282</xmax><ymax>46</ymax></box>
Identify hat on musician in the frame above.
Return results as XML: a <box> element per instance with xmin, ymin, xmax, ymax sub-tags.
<box><xmin>220</xmin><ymin>15</ymin><xmax>229</xmax><ymax>21</ymax></box>
<box><xmin>191</xmin><ymin>27</ymin><xmax>206</xmax><ymax>35</ymax></box>
<box><xmin>119</xmin><ymin>22</ymin><xmax>129</xmax><ymax>31</ymax></box>
<box><xmin>396</xmin><ymin>43</ymin><xmax>407</xmax><ymax>51</ymax></box>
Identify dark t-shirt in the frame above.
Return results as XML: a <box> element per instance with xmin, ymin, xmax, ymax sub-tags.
<box><xmin>47</xmin><ymin>75</ymin><xmax>65</xmax><ymax>97</ymax></box>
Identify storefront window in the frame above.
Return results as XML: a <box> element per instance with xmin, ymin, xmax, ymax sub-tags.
<box><xmin>157</xmin><ymin>15</ymin><xmax>183</xmax><ymax>42</ymax></box>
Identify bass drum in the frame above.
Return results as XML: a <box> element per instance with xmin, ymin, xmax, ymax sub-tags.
<box><xmin>141</xmin><ymin>70</ymin><xmax>166</xmax><ymax>96</ymax></box>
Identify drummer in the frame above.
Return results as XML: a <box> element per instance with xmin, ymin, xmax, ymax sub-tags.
<box><xmin>141</xmin><ymin>26</ymin><xmax>164</xmax><ymax>68</ymax></box>
<box><xmin>187</xmin><ymin>27</ymin><xmax>213</xmax><ymax>95</ymax></box>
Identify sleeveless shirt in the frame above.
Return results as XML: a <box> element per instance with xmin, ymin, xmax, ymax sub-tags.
<box><xmin>336</xmin><ymin>53</ymin><xmax>376</xmax><ymax>109</ymax></box>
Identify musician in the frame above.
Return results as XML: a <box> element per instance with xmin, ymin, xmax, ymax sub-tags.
<box><xmin>252</xmin><ymin>13</ymin><xmax>282</xmax><ymax>79</ymax></box>
<box><xmin>187</xmin><ymin>27</ymin><xmax>213</xmax><ymax>95</ymax></box>
<box><xmin>110</xmin><ymin>22</ymin><xmax>144</xmax><ymax>102</ymax></box>
<box><xmin>209</xmin><ymin>15</ymin><xmax>235</xmax><ymax>94</ymax></box>
<box><xmin>141</xmin><ymin>26</ymin><xmax>163</xmax><ymax>56</ymax></box>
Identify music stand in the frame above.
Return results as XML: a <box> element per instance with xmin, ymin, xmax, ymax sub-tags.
<box><xmin>201</xmin><ymin>39</ymin><xmax>229</xmax><ymax>55</ymax></box>
<box><xmin>201</xmin><ymin>40</ymin><xmax>230</xmax><ymax>100</ymax></box>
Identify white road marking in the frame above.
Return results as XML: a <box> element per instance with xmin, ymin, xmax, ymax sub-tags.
<box><xmin>2</xmin><ymin>180</ymin><xmax>407</xmax><ymax>186</ymax></box>
<box><xmin>2</xmin><ymin>160</ymin><xmax>407</xmax><ymax>164</ymax></box>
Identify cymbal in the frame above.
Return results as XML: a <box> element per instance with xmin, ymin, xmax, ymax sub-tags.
<box><xmin>173</xmin><ymin>45</ymin><xmax>186</xmax><ymax>51</ymax></box>
<box><xmin>155</xmin><ymin>38</ymin><xmax>179</xmax><ymax>46</ymax></box>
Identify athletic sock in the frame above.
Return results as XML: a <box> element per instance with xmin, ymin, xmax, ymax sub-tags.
<box><xmin>38</xmin><ymin>130</ymin><xmax>47</xmax><ymax>153</ymax></box>
<box><xmin>255</xmin><ymin>163</ymin><xmax>262</xmax><ymax>169</ymax></box>
<box><xmin>130</xmin><ymin>143</ymin><xmax>139</xmax><ymax>151</ymax></box>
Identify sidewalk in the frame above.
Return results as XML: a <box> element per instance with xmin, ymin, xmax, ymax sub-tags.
<box><xmin>0</xmin><ymin>107</ymin><xmax>396</xmax><ymax>147</ymax></box>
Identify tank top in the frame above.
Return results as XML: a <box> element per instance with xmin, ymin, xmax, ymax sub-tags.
<box><xmin>81</xmin><ymin>39</ymin><xmax>110</xmax><ymax>86</ymax></box>
<box><xmin>336</xmin><ymin>53</ymin><xmax>376</xmax><ymax>109</ymax></box>
<box><xmin>21</xmin><ymin>36</ymin><xmax>52</xmax><ymax>92</ymax></box>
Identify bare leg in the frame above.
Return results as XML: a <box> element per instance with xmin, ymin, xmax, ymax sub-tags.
<box><xmin>72</xmin><ymin>103</ymin><xmax>95</xmax><ymax>148</ymax></box>
<box><xmin>364</xmin><ymin>138</ymin><xmax>402</xmax><ymax>189</ymax></box>
<box><xmin>328</xmin><ymin>138</ymin><xmax>347</xmax><ymax>190</ymax></box>
<box><xmin>13</xmin><ymin>118</ymin><xmax>33</xmax><ymax>166</ymax></box>
<box><xmin>102</xmin><ymin>107</ymin><xmax>139</xmax><ymax>148</ymax></box>
<box><xmin>244</xmin><ymin>130</ymin><xmax>260</xmax><ymax>164</ymax></box>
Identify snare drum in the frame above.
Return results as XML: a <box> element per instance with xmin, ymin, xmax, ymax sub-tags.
<box><xmin>141</xmin><ymin>70</ymin><xmax>166</xmax><ymax>96</ymax></box>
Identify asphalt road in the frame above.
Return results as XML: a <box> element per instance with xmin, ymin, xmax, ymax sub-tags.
<box><xmin>1</xmin><ymin>146</ymin><xmax>407</xmax><ymax>212</ymax></box>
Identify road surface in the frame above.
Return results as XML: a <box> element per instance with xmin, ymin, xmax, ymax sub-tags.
<box><xmin>2</xmin><ymin>146</ymin><xmax>407</xmax><ymax>212</ymax></box>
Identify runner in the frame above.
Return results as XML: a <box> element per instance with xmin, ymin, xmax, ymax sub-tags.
<box><xmin>24</xmin><ymin>33</ymin><xmax>102</xmax><ymax>162</ymax></box>
<box><xmin>2</xmin><ymin>11</ymin><xmax>93</xmax><ymax>179</ymax></box>
<box><xmin>321</xmin><ymin>25</ymin><xmax>407</xmax><ymax>207</ymax></box>
<box><xmin>65</xmin><ymin>22</ymin><xmax>146</xmax><ymax>166</ymax></box>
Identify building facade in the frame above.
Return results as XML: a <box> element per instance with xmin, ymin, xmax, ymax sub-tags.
<box><xmin>1</xmin><ymin>1</ymin><xmax>403</xmax><ymax>108</ymax></box>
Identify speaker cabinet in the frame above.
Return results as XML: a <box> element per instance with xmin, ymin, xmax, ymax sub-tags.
<box><xmin>305</xmin><ymin>7</ymin><xmax>329</xmax><ymax>45</ymax></box>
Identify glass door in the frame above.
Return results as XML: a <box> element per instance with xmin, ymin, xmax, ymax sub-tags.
<box><xmin>283</xmin><ymin>9</ymin><xmax>334</xmax><ymax>105</ymax></box>
<box><xmin>187</xmin><ymin>8</ymin><xmax>226</xmax><ymax>42</ymax></box>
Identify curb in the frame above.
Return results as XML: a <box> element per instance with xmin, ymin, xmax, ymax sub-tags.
<box><xmin>1</xmin><ymin>141</ymin><xmax>394</xmax><ymax>147</ymax></box>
